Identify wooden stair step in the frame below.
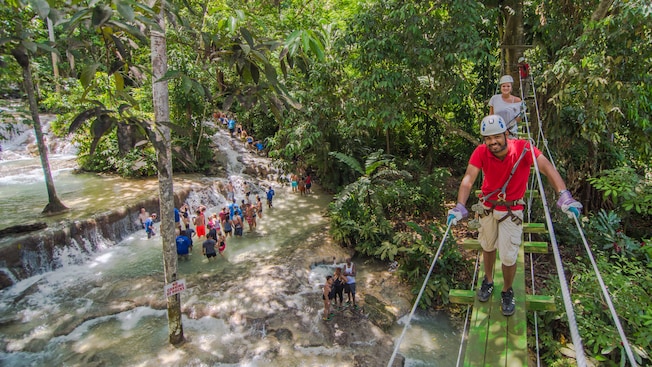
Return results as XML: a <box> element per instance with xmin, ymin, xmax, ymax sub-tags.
<box><xmin>448</xmin><ymin>289</ymin><xmax>555</xmax><ymax>311</ymax></box>
<box><xmin>462</xmin><ymin>238</ymin><xmax>548</xmax><ymax>253</ymax></box>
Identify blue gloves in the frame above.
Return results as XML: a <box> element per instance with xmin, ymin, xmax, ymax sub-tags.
<box><xmin>557</xmin><ymin>190</ymin><xmax>583</xmax><ymax>218</ymax></box>
<box><xmin>447</xmin><ymin>203</ymin><xmax>468</xmax><ymax>226</ymax></box>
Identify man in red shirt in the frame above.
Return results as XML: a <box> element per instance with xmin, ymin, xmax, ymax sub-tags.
<box><xmin>448</xmin><ymin>115</ymin><xmax>582</xmax><ymax>316</ymax></box>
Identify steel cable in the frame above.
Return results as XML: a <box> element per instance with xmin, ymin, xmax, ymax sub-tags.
<box><xmin>387</xmin><ymin>223</ymin><xmax>453</xmax><ymax>367</ymax></box>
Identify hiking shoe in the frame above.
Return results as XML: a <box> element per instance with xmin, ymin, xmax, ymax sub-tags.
<box><xmin>477</xmin><ymin>277</ymin><xmax>494</xmax><ymax>302</ymax></box>
<box><xmin>501</xmin><ymin>288</ymin><xmax>515</xmax><ymax>316</ymax></box>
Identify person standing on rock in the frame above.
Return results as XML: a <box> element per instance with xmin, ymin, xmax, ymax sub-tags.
<box><xmin>176</xmin><ymin>229</ymin><xmax>192</xmax><ymax>261</ymax></box>
<box><xmin>332</xmin><ymin>267</ymin><xmax>348</xmax><ymax>311</ymax></box>
<box><xmin>232</xmin><ymin>212</ymin><xmax>244</xmax><ymax>237</ymax></box>
<box><xmin>322</xmin><ymin>275</ymin><xmax>335</xmax><ymax>321</ymax></box>
<box><xmin>138</xmin><ymin>207</ymin><xmax>149</xmax><ymax>229</ymax></box>
<box><xmin>255</xmin><ymin>195</ymin><xmax>263</xmax><ymax>219</ymax></box>
<box><xmin>145</xmin><ymin>213</ymin><xmax>157</xmax><ymax>239</ymax></box>
<box><xmin>291</xmin><ymin>173</ymin><xmax>298</xmax><ymax>193</ymax></box>
<box><xmin>298</xmin><ymin>178</ymin><xmax>306</xmax><ymax>196</ymax></box>
<box><xmin>217</xmin><ymin>232</ymin><xmax>227</xmax><ymax>257</ymax></box>
<box><xmin>305</xmin><ymin>174</ymin><xmax>312</xmax><ymax>194</ymax></box>
<box><xmin>180</xmin><ymin>203</ymin><xmax>191</xmax><ymax>230</ymax></box>
<box><xmin>266</xmin><ymin>186</ymin><xmax>275</xmax><ymax>208</ymax></box>
<box><xmin>222</xmin><ymin>214</ymin><xmax>233</xmax><ymax>238</ymax></box>
<box><xmin>194</xmin><ymin>208</ymin><xmax>207</xmax><ymax>240</ymax></box>
<box><xmin>202</xmin><ymin>232</ymin><xmax>218</xmax><ymax>261</ymax></box>
<box><xmin>226</xmin><ymin>181</ymin><xmax>235</xmax><ymax>202</ymax></box>
<box><xmin>343</xmin><ymin>258</ymin><xmax>358</xmax><ymax>309</ymax></box>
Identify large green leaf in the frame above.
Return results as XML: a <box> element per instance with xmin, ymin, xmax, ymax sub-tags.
<box><xmin>115</xmin><ymin>0</ymin><xmax>135</xmax><ymax>22</ymax></box>
<box><xmin>91</xmin><ymin>4</ymin><xmax>113</xmax><ymax>27</ymax></box>
<box><xmin>68</xmin><ymin>107</ymin><xmax>111</xmax><ymax>133</ymax></box>
<box><xmin>21</xmin><ymin>40</ymin><xmax>37</xmax><ymax>53</ymax></box>
<box><xmin>35</xmin><ymin>42</ymin><xmax>60</xmax><ymax>56</ymax></box>
<box><xmin>156</xmin><ymin>69</ymin><xmax>181</xmax><ymax>83</ymax></box>
<box><xmin>329</xmin><ymin>151</ymin><xmax>364</xmax><ymax>175</ymax></box>
<box><xmin>80</xmin><ymin>63</ymin><xmax>100</xmax><ymax>89</ymax></box>
<box><xmin>28</xmin><ymin>0</ymin><xmax>50</xmax><ymax>19</ymax></box>
<box><xmin>240</xmin><ymin>27</ymin><xmax>254</xmax><ymax>47</ymax></box>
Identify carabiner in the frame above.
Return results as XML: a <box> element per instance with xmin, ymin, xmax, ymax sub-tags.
<box><xmin>497</xmin><ymin>192</ymin><xmax>507</xmax><ymax>201</ymax></box>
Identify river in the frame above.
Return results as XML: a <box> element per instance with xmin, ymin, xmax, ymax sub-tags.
<box><xmin>0</xmin><ymin>114</ymin><xmax>461</xmax><ymax>366</ymax></box>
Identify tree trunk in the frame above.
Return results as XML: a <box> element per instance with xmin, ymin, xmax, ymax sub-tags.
<box><xmin>47</xmin><ymin>17</ymin><xmax>60</xmax><ymax>94</ymax></box>
<box><xmin>151</xmin><ymin>6</ymin><xmax>184</xmax><ymax>345</ymax></box>
<box><xmin>11</xmin><ymin>45</ymin><xmax>68</xmax><ymax>214</ymax></box>
<box><xmin>500</xmin><ymin>0</ymin><xmax>524</xmax><ymax>96</ymax></box>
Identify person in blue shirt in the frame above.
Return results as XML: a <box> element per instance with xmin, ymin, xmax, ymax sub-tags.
<box><xmin>228</xmin><ymin>199</ymin><xmax>240</xmax><ymax>220</ymax></box>
<box><xmin>227</xmin><ymin>116</ymin><xmax>236</xmax><ymax>137</ymax></box>
<box><xmin>145</xmin><ymin>213</ymin><xmax>157</xmax><ymax>239</ymax></box>
<box><xmin>174</xmin><ymin>207</ymin><xmax>180</xmax><ymax>229</ymax></box>
<box><xmin>266</xmin><ymin>187</ymin><xmax>275</xmax><ymax>208</ymax></box>
<box><xmin>175</xmin><ymin>230</ymin><xmax>192</xmax><ymax>261</ymax></box>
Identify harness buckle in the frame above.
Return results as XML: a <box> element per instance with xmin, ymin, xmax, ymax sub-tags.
<box><xmin>497</xmin><ymin>192</ymin><xmax>507</xmax><ymax>201</ymax></box>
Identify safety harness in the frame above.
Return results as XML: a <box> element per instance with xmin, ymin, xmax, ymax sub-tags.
<box><xmin>472</xmin><ymin>144</ymin><xmax>531</xmax><ymax>225</ymax></box>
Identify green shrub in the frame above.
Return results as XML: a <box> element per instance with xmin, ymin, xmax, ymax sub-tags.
<box><xmin>541</xmin><ymin>254</ymin><xmax>651</xmax><ymax>366</ymax></box>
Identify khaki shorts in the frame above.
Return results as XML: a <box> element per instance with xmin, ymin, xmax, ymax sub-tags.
<box><xmin>478</xmin><ymin>209</ymin><xmax>523</xmax><ymax>266</ymax></box>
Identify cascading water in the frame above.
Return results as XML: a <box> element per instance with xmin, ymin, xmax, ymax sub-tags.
<box><xmin>0</xmin><ymin>115</ymin><xmax>460</xmax><ymax>366</ymax></box>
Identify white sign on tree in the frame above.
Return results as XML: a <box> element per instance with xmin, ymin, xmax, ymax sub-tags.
<box><xmin>164</xmin><ymin>279</ymin><xmax>186</xmax><ymax>298</ymax></box>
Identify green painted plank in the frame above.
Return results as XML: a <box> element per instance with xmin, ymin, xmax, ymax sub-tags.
<box><xmin>523</xmin><ymin>222</ymin><xmax>548</xmax><ymax>234</ymax></box>
<box><xmin>526</xmin><ymin>295</ymin><xmax>556</xmax><ymax>311</ymax></box>
<box><xmin>449</xmin><ymin>289</ymin><xmax>475</xmax><ymax>305</ymax></box>
<box><xmin>505</xmin><ymin>247</ymin><xmax>528</xmax><ymax>366</ymax></box>
<box><xmin>485</xmin><ymin>253</ymin><xmax>507</xmax><ymax>367</ymax></box>
<box><xmin>464</xmin><ymin>266</ymin><xmax>496</xmax><ymax>367</ymax></box>
<box><xmin>524</xmin><ymin>241</ymin><xmax>549</xmax><ymax>254</ymax></box>
<box><xmin>462</xmin><ymin>239</ymin><xmax>548</xmax><ymax>254</ymax></box>
<box><xmin>449</xmin><ymin>289</ymin><xmax>555</xmax><ymax>312</ymax></box>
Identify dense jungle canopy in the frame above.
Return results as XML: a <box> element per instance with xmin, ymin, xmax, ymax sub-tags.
<box><xmin>1</xmin><ymin>0</ymin><xmax>651</xmax><ymax>365</ymax></box>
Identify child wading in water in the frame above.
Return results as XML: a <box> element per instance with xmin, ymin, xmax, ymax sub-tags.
<box><xmin>322</xmin><ymin>276</ymin><xmax>334</xmax><ymax>321</ymax></box>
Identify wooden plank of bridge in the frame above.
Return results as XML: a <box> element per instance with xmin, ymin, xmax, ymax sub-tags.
<box><xmin>505</xmin><ymin>247</ymin><xmax>528</xmax><ymax>366</ymax></box>
<box><xmin>464</xmin><ymin>263</ymin><xmax>496</xmax><ymax>366</ymax></box>
<box><xmin>463</xmin><ymin>247</ymin><xmax>528</xmax><ymax>367</ymax></box>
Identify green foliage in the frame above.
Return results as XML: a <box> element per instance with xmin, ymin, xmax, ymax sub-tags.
<box><xmin>328</xmin><ymin>150</ymin><xmax>462</xmax><ymax>309</ymax></box>
<box><xmin>584</xmin><ymin>210</ymin><xmax>648</xmax><ymax>259</ymax></box>
<box><xmin>76</xmin><ymin>130</ymin><xmax>157</xmax><ymax>177</ymax></box>
<box><xmin>588</xmin><ymin>167</ymin><xmax>652</xmax><ymax>216</ymax></box>
<box><xmin>395</xmin><ymin>223</ymin><xmax>470</xmax><ymax>308</ymax></box>
<box><xmin>542</xmin><ymin>255</ymin><xmax>651</xmax><ymax>366</ymax></box>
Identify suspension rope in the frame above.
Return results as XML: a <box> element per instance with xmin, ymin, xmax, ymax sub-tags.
<box><xmin>526</xmin><ymin>138</ymin><xmax>588</xmax><ymax>367</ymax></box>
<box><xmin>455</xmin><ymin>250</ymin><xmax>482</xmax><ymax>367</ymax></box>
<box><xmin>387</xmin><ymin>223</ymin><xmax>453</xmax><ymax>367</ymax></box>
<box><xmin>571</xmin><ymin>215</ymin><xmax>639</xmax><ymax>366</ymax></box>
<box><xmin>521</xmin><ymin>66</ymin><xmax>637</xmax><ymax>366</ymax></box>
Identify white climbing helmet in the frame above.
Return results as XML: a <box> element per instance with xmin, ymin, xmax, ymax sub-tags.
<box><xmin>499</xmin><ymin>75</ymin><xmax>514</xmax><ymax>85</ymax></box>
<box><xmin>480</xmin><ymin>115</ymin><xmax>507</xmax><ymax>136</ymax></box>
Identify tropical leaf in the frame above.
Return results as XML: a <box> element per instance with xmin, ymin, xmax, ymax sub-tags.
<box><xmin>91</xmin><ymin>4</ymin><xmax>113</xmax><ymax>27</ymax></box>
<box><xmin>80</xmin><ymin>63</ymin><xmax>100</xmax><ymax>89</ymax></box>
<box><xmin>28</xmin><ymin>0</ymin><xmax>50</xmax><ymax>19</ymax></box>
<box><xmin>329</xmin><ymin>151</ymin><xmax>364</xmax><ymax>175</ymax></box>
<box><xmin>68</xmin><ymin>107</ymin><xmax>111</xmax><ymax>133</ymax></box>
<box><xmin>115</xmin><ymin>0</ymin><xmax>135</xmax><ymax>22</ymax></box>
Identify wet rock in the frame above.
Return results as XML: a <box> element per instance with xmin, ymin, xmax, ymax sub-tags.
<box><xmin>273</xmin><ymin>328</ymin><xmax>293</xmax><ymax>342</ymax></box>
<box><xmin>362</xmin><ymin>294</ymin><xmax>397</xmax><ymax>331</ymax></box>
<box><xmin>354</xmin><ymin>353</ymin><xmax>405</xmax><ymax>367</ymax></box>
<box><xmin>0</xmin><ymin>222</ymin><xmax>47</xmax><ymax>237</ymax></box>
